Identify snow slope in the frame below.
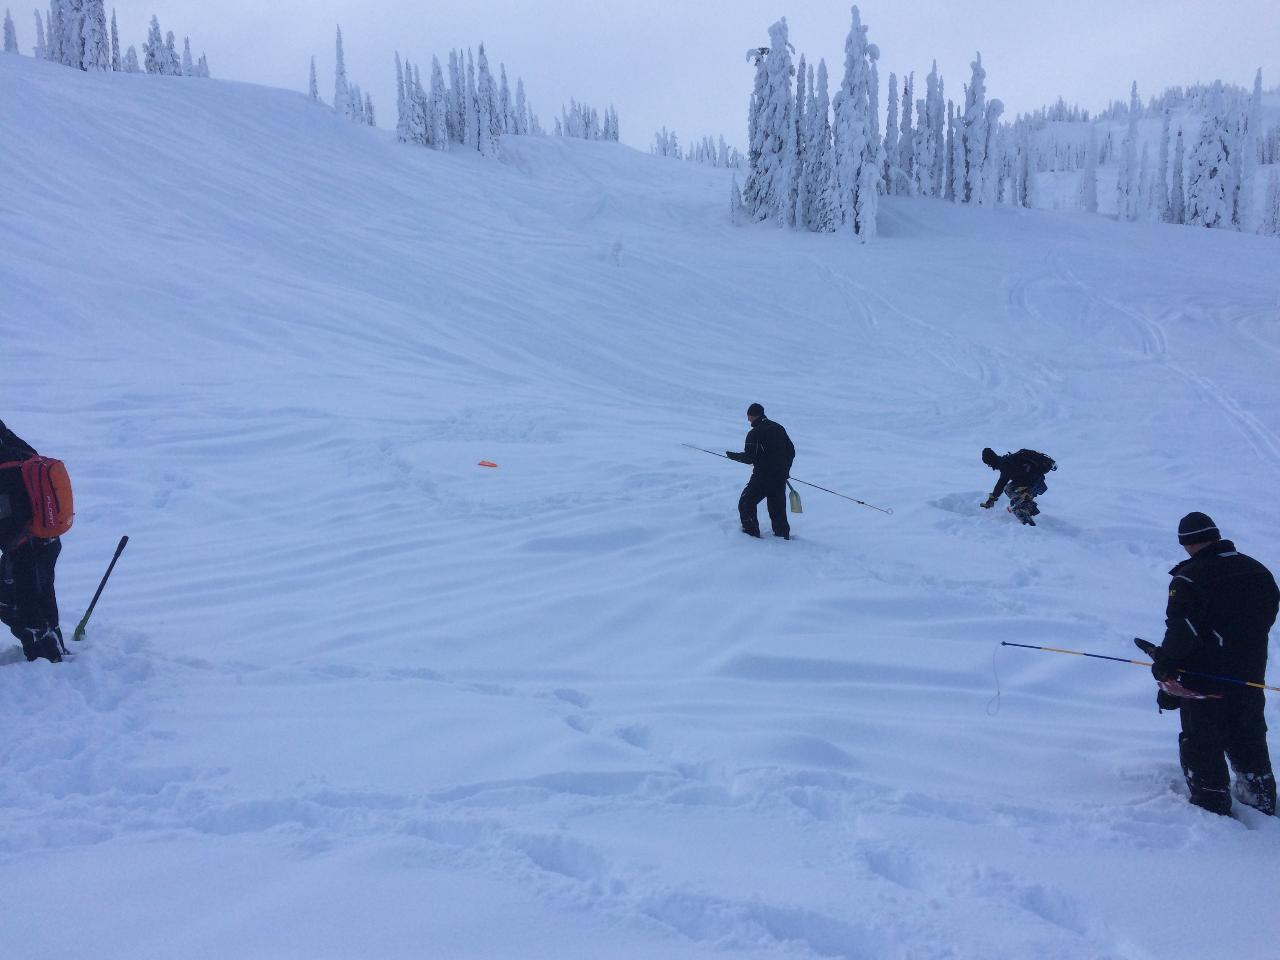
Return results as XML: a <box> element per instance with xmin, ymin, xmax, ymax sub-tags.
<box><xmin>3</xmin><ymin>56</ymin><xmax>1279</xmax><ymax>959</ymax></box>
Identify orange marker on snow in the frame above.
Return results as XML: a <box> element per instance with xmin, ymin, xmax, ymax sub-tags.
<box><xmin>478</xmin><ymin>460</ymin><xmax>498</xmax><ymax>468</ymax></box>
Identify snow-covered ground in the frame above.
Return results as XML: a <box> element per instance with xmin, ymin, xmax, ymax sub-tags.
<box><xmin>3</xmin><ymin>56</ymin><xmax>1279</xmax><ymax>959</ymax></box>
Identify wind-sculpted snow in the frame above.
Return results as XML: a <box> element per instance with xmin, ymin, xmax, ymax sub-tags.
<box><xmin>2</xmin><ymin>56</ymin><xmax>1279</xmax><ymax>958</ymax></box>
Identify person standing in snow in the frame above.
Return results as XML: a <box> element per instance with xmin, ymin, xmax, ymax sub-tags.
<box><xmin>1137</xmin><ymin>513</ymin><xmax>1278</xmax><ymax>816</ymax></box>
<box><xmin>979</xmin><ymin>446</ymin><xmax>1054</xmax><ymax>526</ymax></box>
<box><xmin>727</xmin><ymin>403</ymin><xmax>795</xmax><ymax>540</ymax></box>
<box><xmin>0</xmin><ymin>421</ymin><xmax>66</xmax><ymax>663</ymax></box>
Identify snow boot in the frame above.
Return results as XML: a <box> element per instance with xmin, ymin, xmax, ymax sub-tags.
<box><xmin>1235</xmin><ymin>772</ymin><xmax>1277</xmax><ymax>815</ymax></box>
<box><xmin>21</xmin><ymin>627</ymin><xmax>62</xmax><ymax>663</ymax></box>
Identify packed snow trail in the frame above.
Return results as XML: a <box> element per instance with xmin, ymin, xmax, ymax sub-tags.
<box><xmin>2</xmin><ymin>57</ymin><xmax>1279</xmax><ymax>959</ymax></box>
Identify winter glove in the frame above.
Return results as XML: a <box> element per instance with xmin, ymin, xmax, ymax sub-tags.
<box><xmin>1134</xmin><ymin>637</ymin><xmax>1178</xmax><ymax>682</ymax></box>
<box><xmin>1156</xmin><ymin>688</ymin><xmax>1182</xmax><ymax>711</ymax></box>
<box><xmin>980</xmin><ymin>497</ymin><xmax>996</xmax><ymax>509</ymax></box>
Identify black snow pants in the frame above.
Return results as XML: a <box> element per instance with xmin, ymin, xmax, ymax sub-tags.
<box><xmin>0</xmin><ymin>537</ymin><xmax>64</xmax><ymax>662</ymax></box>
<box><xmin>1179</xmin><ymin>688</ymin><xmax>1275</xmax><ymax>815</ymax></box>
<box><xmin>739</xmin><ymin>474</ymin><xmax>789</xmax><ymax>538</ymax></box>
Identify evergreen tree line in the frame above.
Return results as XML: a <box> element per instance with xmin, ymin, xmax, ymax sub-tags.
<box><xmin>652</xmin><ymin>129</ymin><xmax>744</xmax><ymax>169</ymax></box>
<box><xmin>737</xmin><ymin>8</ymin><xmax>1015</xmax><ymax>241</ymax></box>
<box><xmin>555</xmin><ymin>99</ymin><xmax>618</xmax><ymax>141</ymax></box>
<box><xmin>3</xmin><ymin>4</ymin><xmax>208</xmax><ymax>77</ymax></box>
<box><xmin>317</xmin><ymin>26</ymin><xmax>374</xmax><ymax>128</ymax></box>
<box><xmin>737</xmin><ymin>7</ymin><xmax>1277</xmax><ymax>240</ymax></box>
<box><xmin>397</xmin><ymin>42</ymin><xmax>538</xmax><ymax>151</ymax></box>
<box><xmin>312</xmin><ymin>29</ymin><xmax>554</xmax><ymax>152</ymax></box>
<box><xmin>1109</xmin><ymin>72</ymin><xmax>1272</xmax><ymax>233</ymax></box>
<box><xmin>1020</xmin><ymin>79</ymin><xmax>1279</xmax><ymax>177</ymax></box>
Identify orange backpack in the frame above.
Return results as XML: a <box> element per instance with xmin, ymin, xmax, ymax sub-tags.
<box><xmin>0</xmin><ymin>456</ymin><xmax>74</xmax><ymax>539</ymax></box>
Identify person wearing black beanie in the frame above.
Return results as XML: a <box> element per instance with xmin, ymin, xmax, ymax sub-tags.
<box><xmin>1177</xmin><ymin>511</ymin><xmax>1220</xmax><ymax>545</ymax></box>
<box><xmin>979</xmin><ymin>446</ymin><xmax>1055</xmax><ymax>525</ymax></box>
<box><xmin>726</xmin><ymin>404</ymin><xmax>795</xmax><ymax>539</ymax></box>
<box><xmin>1139</xmin><ymin>513</ymin><xmax>1279</xmax><ymax>816</ymax></box>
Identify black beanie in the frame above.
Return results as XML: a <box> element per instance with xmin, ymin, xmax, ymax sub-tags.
<box><xmin>747</xmin><ymin>403</ymin><xmax>765</xmax><ymax>418</ymax></box>
<box><xmin>1178</xmin><ymin>512</ymin><xmax>1220</xmax><ymax>545</ymax></box>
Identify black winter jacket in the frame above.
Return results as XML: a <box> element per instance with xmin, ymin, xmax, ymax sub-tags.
<box><xmin>987</xmin><ymin>451</ymin><xmax>1046</xmax><ymax>500</ymax></box>
<box><xmin>727</xmin><ymin>418</ymin><xmax>795</xmax><ymax>479</ymax></box>
<box><xmin>1159</xmin><ymin>540</ymin><xmax>1279</xmax><ymax>692</ymax></box>
<box><xmin>0</xmin><ymin>420</ymin><xmax>38</xmax><ymax>548</ymax></box>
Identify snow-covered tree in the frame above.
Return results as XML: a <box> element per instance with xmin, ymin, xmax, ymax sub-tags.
<box><xmin>309</xmin><ymin>54</ymin><xmax>319</xmax><ymax>101</ymax></box>
<box><xmin>420</xmin><ymin>56</ymin><xmax>443</xmax><ymax>147</ymax></box>
<box><xmin>1169</xmin><ymin>128</ymin><xmax>1186</xmax><ymax>224</ymax></box>
<box><xmin>788</xmin><ymin>53</ymin><xmax>806</xmax><ymax>226</ymax></box>
<box><xmin>349</xmin><ymin>82</ymin><xmax>364</xmax><ymax>123</ymax></box>
<box><xmin>978</xmin><ymin>97</ymin><xmax>1003</xmax><ymax>205</ymax></box>
<box><xmin>745</xmin><ymin>44</ymin><xmax>769</xmax><ymax>188</ymax></box>
<box><xmin>742</xmin><ymin>18</ymin><xmax>795</xmax><ymax>225</ymax></box>
<box><xmin>3</xmin><ymin>8</ymin><xmax>16</xmax><ymax>53</ymax></box>
<box><xmin>476</xmin><ymin>43</ymin><xmax>500</xmax><ymax>155</ymax></box>
<box><xmin>163</xmin><ymin>30</ymin><xmax>178</xmax><ymax>74</ymax></box>
<box><xmin>830</xmin><ymin>5</ymin><xmax>881</xmax><ymax>238</ymax></box>
<box><xmin>121</xmin><ymin>42</ymin><xmax>136</xmax><ymax>72</ymax></box>
<box><xmin>1117</xmin><ymin>81</ymin><xmax>1140</xmax><ymax>220</ymax></box>
<box><xmin>946</xmin><ymin>99</ymin><xmax>959</xmax><ymax>201</ymax></box>
<box><xmin>1186</xmin><ymin>85</ymin><xmax>1235</xmax><ymax>229</ymax></box>
<box><xmin>33</xmin><ymin>9</ymin><xmax>45</xmax><ymax>58</ymax></box>
<box><xmin>498</xmin><ymin>63</ymin><xmax>513</xmax><ymax>133</ymax></box>
<box><xmin>393</xmin><ymin>53</ymin><xmax>408</xmax><ymax>139</ymax></box>
<box><xmin>195</xmin><ymin>52</ymin><xmax>208</xmax><ymax>78</ymax></box>
<box><xmin>1154</xmin><ymin>104</ymin><xmax>1171</xmax><ymax>220</ymax></box>
<box><xmin>46</xmin><ymin>3</ymin><xmax>59</xmax><ymax>63</ymax></box>
<box><xmin>364</xmin><ymin>92</ymin><xmax>375</xmax><ymax>127</ymax></box>
<box><xmin>653</xmin><ymin>127</ymin><xmax>681</xmax><ymax>158</ymax></box>
<box><xmin>1259</xmin><ymin>169</ymin><xmax>1280</xmax><ymax>237</ymax></box>
<box><xmin>79</xmin><ymin>0</ymin><xmax>108</xmax><ymax>70</ymax></box>
<box><xmin>463</xmin><ymin>49</ymin><xmax>477</xmax><ymax>147</ymax></box>
<box><xmin>59</xmin><ymin>0</ymin><xmax>81</xmax><ymax>69</ymax></box>
<box><xmin>446</xmin><ymin>50</ymin><xmax>462</xmax><ymax>142</ymax></box>
<box><xmin>109</xmin><ymin>6</ymin><xmax>118</xmax><ymax>69</ymax></box>
<box><xmin>404</xmin><ymin>59</ymin><xmax>428</xmax><ymax>143</ymax></box>
<box><xmin>334</xmin><ymin>25</ymin><xmax>351</xmax><ymax>119</ymax></box>
<box><xmin>883</xmin><ymin>71</ymin><xmax>900</xmax><ymax>193</ymax></box>
<box><xmin>897</xmin><ymin>72</ymin><xmax>914</xmax><ymax>195</ymax></box>
<box><xmin>961</xmin><ymin>53</ymin><xmax>989</xmax><ymax>203</ymax></box>
<box><xmin>1238</xmin><ymin>68</ymin><xmax>1263</xmax><ymax>231</ymax></box>
<box><xmin>181</xmin><ymin>35</ymin><xmax>192</xmax><ymax>76</ymax></box>
<box><xmin>1014</xmin><ymin>121</ymin><xmax>1036</xmax><ymax>209</ymax></box>
<box><xmin>868</xmin><ymin>59</ymin><xmax>881</xmax><ymax>191</ymax></box>
<box><xmin>803</xmin><ymin>58</ymin><xmax>835</xmax><ymax>229</ymax></box>
<box><xmin>142</xmin><ymin>14</ymin><xmax>163</xmax><ymax>73</ymax></box>
<box><xmin>514</xmin><ymin>77</ymin><xmax>528</xmax><ymax>135</ymax></box>
<box><xmin>1136</xmin><ymin>143</ymin><xmax>1153</xmax><ymax>219</ymax></box>
<box><xmin>1080</xmin><ymin>125</ymin><xmax>1098</xmax><ymax>213</ymax></box>
<box><xmin>913</xmin><ymin>62</ymin><xmax>942</xmax><ymax>198</ymax></box>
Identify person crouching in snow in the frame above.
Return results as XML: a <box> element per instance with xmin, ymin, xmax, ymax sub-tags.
<box><xmin>979</xmin><ymin>446</ymin><xmax>1055</xmax><ymax>526</ymax></box>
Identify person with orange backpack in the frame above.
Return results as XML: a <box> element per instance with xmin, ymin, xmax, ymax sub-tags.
<box><xmin>0</xmin><ymin>420</ymin><xmax>73</xmax><ymax>663</ymax></box>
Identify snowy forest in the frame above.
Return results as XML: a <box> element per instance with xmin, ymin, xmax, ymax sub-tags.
<box><xmin>734</xmin><ymin>8</ymin><xmax>1280</xmax><ymax>240</ymax></box>
<box><xmin>7</xmin><ymin>2</ymin><xmax>209</xmax><ymax>77</ymax></box>
<box><xmin>5</xmin><ymin>2</ymin><xmax>1277</xmax><ymax>236</ymax></box>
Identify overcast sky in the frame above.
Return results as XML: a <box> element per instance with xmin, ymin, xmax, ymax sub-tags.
<box><xmin>100</xmin><ymin>1</ymin><xmax>1279</xmax><ymax>149</ymax></box>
